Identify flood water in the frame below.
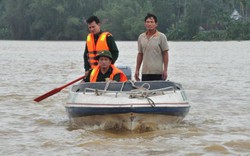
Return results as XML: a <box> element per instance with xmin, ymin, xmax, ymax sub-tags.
<box><xmin>0</xmin><ymin>40</ymin><xmax>250</xmax><ymax>155</ymax></box>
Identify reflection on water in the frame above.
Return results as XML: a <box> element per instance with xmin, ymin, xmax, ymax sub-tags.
<box><xmin>0</xmin><ymin>40</ymin><xmax>250</xmax><ymax>155</ymax></box>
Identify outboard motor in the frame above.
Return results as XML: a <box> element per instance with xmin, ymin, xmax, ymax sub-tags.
<box><xmin>117</xmin><ymin>65</ymin><xmax>132</xmax><ymax>80</ymax></box>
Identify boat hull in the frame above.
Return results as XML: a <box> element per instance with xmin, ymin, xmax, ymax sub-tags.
<box><xmin>65</xmin><ymin>81</ymin><xmax>190</xmax><ymax>131</ymax></box>
<box><xmin>66</xmin><ymin>105</ymin><xmax>190</xmax><ymax>117</ymax></box>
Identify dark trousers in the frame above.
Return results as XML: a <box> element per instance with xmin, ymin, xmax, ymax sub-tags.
<box><xmin>142</xmin><ymin>74</ymin><xmax>163</xmax><ymax>81</ymax></box>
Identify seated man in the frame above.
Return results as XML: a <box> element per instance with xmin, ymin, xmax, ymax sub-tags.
<box><xmin>84</xmin><ymin>50</ymin><xmax>127</xmax><ymax>82</ymax></box>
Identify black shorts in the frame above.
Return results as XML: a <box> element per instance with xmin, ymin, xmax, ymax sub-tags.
<box><xmin>142</xmin><ymin>74</ymin><xmax>163</xmax><ymax>81</ymax></box>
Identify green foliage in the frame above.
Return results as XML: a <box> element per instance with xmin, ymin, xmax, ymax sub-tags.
<box><xmin>226</xmin><ymin>20</ymin><xmax>250</xmax><ymax>40</ymax></box>
<box><xmin>152</xmin><ymin>0</ymin><xmax>185</xmax><ymax>33</ymax></box>
<box><xmin>0</xmin><ymin>27</ymin><xmax>11</xmax><ymax>39</ymax></box>
<box><xmin>95</xmin><ymin>0</ymin><xmax>152</xmax><ymax>40</ymax></box>
<box><xmin>167</xmin><ymin>23</ymin><xmax>186</xmax><ymax>41</ymax></box>
<box><xmin>193</xmin><ymin>30</ymin><xmax>227</xmax><ymax>41</ymax></box>
<box><xmin>64</xmin><ymin>16</ymin><xmax>82</xmax><ymax>40</ymax></box>
<box><xmin>2</xmin><ymin>0</ymin><xmax>32</xmax><ymax>39</ymax></box>
<box><xmin>0</xmin><ymin>0</ymin><xmax>249</xmax><ymax>40</ymax></box>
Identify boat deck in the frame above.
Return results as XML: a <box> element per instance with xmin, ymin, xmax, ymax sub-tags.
<box><xmin>71</xmin><ymin>80</ymin><xmax>183</xmax><ymax>92</ymax></box>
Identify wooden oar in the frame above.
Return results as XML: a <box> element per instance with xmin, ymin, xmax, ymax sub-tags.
<box><xmin>34</xmin><ymin>75</ymin><xmax>85</xmax><ymax>102</ymax></box>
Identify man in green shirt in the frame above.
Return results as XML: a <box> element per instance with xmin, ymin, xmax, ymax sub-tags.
<box><xmin>83</xmin><ymin>16</ymin><xmax>119</xmax><ymax>75</ymax></box>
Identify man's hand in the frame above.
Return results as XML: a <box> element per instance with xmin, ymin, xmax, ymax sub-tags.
<box><xmin>162</xmin><ymin>70</ymin><xmax>167</xmax><ymax>80</ymax></box>
<box><xmin>134</xmin><ymin>71</ymin><xmax>140</xmax><ymax>81</ymax></box>
<box><xmin>85</xmin><ymin>70</ymin><xmax>89</xmax><ymax>76</ymax></box>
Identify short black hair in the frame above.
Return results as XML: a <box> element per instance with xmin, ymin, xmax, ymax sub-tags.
<box><xmin>144</xmin><ymin>13</ymin><xmax>157</xmax><ymax>23</ymax></box>
<box><xmin>86</xmin><ymin>16</ymin><xmax>100</xmax><ymax>24</ymax></box>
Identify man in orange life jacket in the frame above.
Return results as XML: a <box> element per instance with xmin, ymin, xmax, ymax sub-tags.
<box><xmin>83</xmin><ymin>16</ymin><xmax>119</xmax><ymax>76</ymax></box>
<box><xmin>84</xmin><ymin>50</ymin><xmax>127</xmax><ymax>82</ymax></box>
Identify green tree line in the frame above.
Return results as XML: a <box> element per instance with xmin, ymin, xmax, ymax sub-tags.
<box><xmin>0</xmin><ymin>0</ymin><xmax>250</xmax><ymax>41</ymax></box>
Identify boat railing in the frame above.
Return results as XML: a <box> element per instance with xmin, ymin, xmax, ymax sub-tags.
<box><xmin>82</xmin><ymin>86</ymin><xmax>176</xmax><ymax>97</ymax></box>
<box><xmin>72</xmin><ymin>80</ymin><xmax>182</xmax><ymax>93</ymax></box>
<box><xmin>82</xmin><ymin>86</ymin><xmax>176</xmax><ymax>107</ymax></box>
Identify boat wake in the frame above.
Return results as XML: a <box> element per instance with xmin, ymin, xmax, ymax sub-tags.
<box><xmin>67</xmin><ymin>113</ymin><xmax>185</xmax><ymax>133</ymax></box>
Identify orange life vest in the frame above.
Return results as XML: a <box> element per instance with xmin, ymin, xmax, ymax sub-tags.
<box><xmin>90</xmin><ymin>64</ymin><xmax>128</xmax><ymax>82</ymax></box>
<box><xmin>86</xmin><ymin>32</ymin><xmax>110</xmax><ymax>69</ymax></box>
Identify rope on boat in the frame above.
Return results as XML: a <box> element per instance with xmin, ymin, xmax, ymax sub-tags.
<box><xmin>146</xmin><ymin>97</ymin><xmax>155</xmax><ymax>107</ymax></box>
<box><xmin>127</xmin><ymin>80</ymin><xmax>177</xmax><ymax>107</ymax></box>
<box><xmin>95</xmin><ymin>89</ymin><xmax>101</xmax><ymax>96</ymax></box>
<box><xmin>128</xmin><ymin>80</ymin><xmax>150</xmax><ymax>90</ymax></box>
<box><xmin>103</xmin><ymin>80</ymin><xmax>112</xmax><ymax>93</ymax></box>
<box><xmin>127</xmin><ymin>80</ymin><xmax>156</xmax><ymax>107</ymax></box>
<box><xmin>83</xmin><ymin>80</ymin><xmax>176</xmax><ymax>107</ymax></box>
<box><xmin>120</xmin><ymin>81</ymin><xmax>125</xmax><ymax>92</ymax></box>
<box><xmin>103</xmin><ymin>80</ymin><xmax>126</xmax><ymax>97</ymax></box>
<box><xmin>85</xmin><ymin>80</ymin><xmax>125</xmax><ymax>97</ymax></box>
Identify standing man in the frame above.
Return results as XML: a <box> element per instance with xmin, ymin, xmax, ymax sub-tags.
<box><xmin>134</xmin><ymin>13</ymin><xmax>169</xmax><ymax>81</ymax></box>
<box><xmin>84</xmin><ymin>16</ymin><xmax>119</xmax><ymax>75</ymax></box>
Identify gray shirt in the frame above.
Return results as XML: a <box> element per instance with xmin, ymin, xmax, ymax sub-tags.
<box><xmin>138</xmin><ymin>31</ymin><xmax>169</xmax><ymax>74</ymax></box>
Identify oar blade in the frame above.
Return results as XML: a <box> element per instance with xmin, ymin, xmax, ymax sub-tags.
<box><xmin>34</xmin><ymin>88</ymin><xmax>61</xmax><ymax>102</ymax></box>
<box><xmin>33</xmin><ymin>75</ymin><xmax>85</xmax><ymax>103</ymax></box>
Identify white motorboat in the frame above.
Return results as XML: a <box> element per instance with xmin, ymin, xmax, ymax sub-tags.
<box><xmin>65</xmin><ymin>77</ymin><xmax>190</xmax><ymax>131</ymax></box>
